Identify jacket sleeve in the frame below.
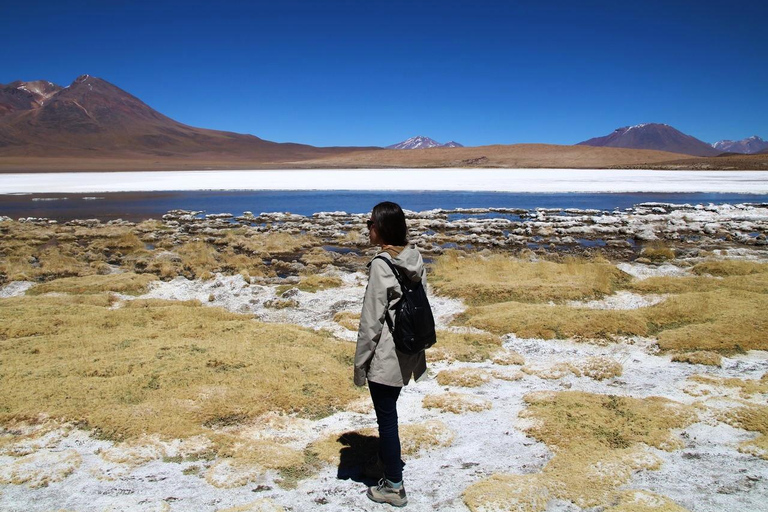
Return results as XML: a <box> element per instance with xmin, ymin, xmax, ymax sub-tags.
<box><xmin>354</xmin><ymin>259</ymin><xmax>392</xmax><ymax>386</ymax></box>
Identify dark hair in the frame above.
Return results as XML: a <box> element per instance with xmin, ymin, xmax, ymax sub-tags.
<box><xmin>371</xmin><ymin>201</ymin><xmax>408</xmax><ymax>246</ymax></box>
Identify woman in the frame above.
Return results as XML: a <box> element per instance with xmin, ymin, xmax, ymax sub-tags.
<box><xmin>354</xmin><ymin>201</ymin><xmax>427</xmax><ymax>507</ymax></box>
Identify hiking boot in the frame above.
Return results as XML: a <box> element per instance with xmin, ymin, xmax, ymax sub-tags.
<box><xmin>367</xmin><ymin>478</ymin><xmax>408</xmax><ymax>507</ymax></box>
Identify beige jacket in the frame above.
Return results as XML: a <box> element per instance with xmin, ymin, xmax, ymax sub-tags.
<box><xmin>354</xmin><ymin>246</ymin><xmax>428</xmax><ymax>388</ymax></box>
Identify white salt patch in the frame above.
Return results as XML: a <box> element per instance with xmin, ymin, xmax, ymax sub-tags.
<box><xmin>2</xmin><ymin>169</ymin><xmax>768</xmax><ymax>194</ymax></box>
<box><xmin>617</xmin><ymin>262</ymin><xmax>691</xmax><ymax>279</ymax></box>
<box><xmin>0</xmin><ymin>281</ymin><xmax>34</xmax><ymax>298</ymax></box>
<box><xmin>567</xmin><ymin>290</ymin><xmax>666</xmax><ymax>310</ymax></box>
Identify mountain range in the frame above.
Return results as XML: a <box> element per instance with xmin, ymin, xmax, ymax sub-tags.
<box><xmin>386</xmin><ymin>136</ymin><xmax>464</xmax><ymax>150</ymax></box>
<box><xmin>0</xmin><ymin>75</ymin><xmax>766</xmax><ymax>170</ymax></box>
<box><xmin>712</xmin><ymin>136</ymin><xmax>768</xmax><ymax>155</ymax></box>
<box><xmin>0</xmin><ymin>75</ymin><xmax>369</xmax><ymax>162</ymax></box>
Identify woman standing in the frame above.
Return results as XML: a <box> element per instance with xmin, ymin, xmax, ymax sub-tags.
<box><xmin>354</xmin><ymin>201</ymin><xmax>427</xmax><ymax>507</ymax></box>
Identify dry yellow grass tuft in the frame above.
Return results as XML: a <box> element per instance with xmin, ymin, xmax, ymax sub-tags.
<box><xmin>687</xmin><ymin>373</ymin><xmax>768</xmax><ymax>398</ymax></box>
<box><xmin>604</xmin><ymin>490</ymin><xmax>691</xmax><ymax>512</ymax></box>
<box><xmin>723</xmin><ymin>404</ymin><xmax>768</xmax><ymax>460</ymax></box>
<box><xmin>522</xmin><ymin>363</ymin><xmax>575</xmax><ymax>380</ymax></box>
<box><xmin>576</xmin><ymin>357</ymin><xmax>623</xmax><ymax>381</ymax></box>
<box><xmin>491</xmin><ymin>349</ymin><xmax>525</xmax><ymax>366</ymax></box>
<box><xmin>463</xmin><ymin>445</ymin><xmax>664</xmax><ymax>512</ymax></box>
<box><xmin>521</xmin><ymin>391</ymin><xmax>695</xmax><ymax>452</ymax></box>
<box><xmin>463</xmin><ymin>473</ymin><xmax>551</xmax><ymax>512</ymax></box>
<box><xmin>0</xmin><ymin>295</ymin><xmax>361</xmax><ymax>446</ymax></box>
<box><xmin>652</xmin><ymin>290</ymin><xmax>768</xmax><ymax>353</ymax></box>
<box><xmin>400</xmin><ymin>420</ymin><xmax>455</xmax><ymax>454</ymax></box>
<box><xmin>523</xmin><ymin>357</ymin><xmax>622</xmax><ymax>381</ymax></box>
<box><xmin>300</xmin><ymin>247</ymin><xmax>334</xmax><ymax>266</ymax></box>
<box><xmin>640</xmin><ymin>243</ymin><xmax>676</xmax><ymax>262</ymax></box>
<box><xmin>426</xmin><ymin>330</ymin><xmax>503</xmax><ymax>363</ymax></box>
<box><xmin>333</xmin><ymin>311</ymin><xmax>360</xmax><ymax>331</ymax></box>
<box><xmin>692</xmin><ymin>260</ymin><xmax>768</xmax><ymax>277</ymax></box>
<box><xmin>431</xmin><ymin>252</ymin><xmax>631</xmax><ymax>306</ymax></box>
<box><xmin>423</xmin><ymin>392</ymin><xmax>492</xmax><ymax>414</ymax></box>
<box><xmin>436</xmin><ymin>368</ymin><xmax>492</xmax><ymax>387</ymax></box>
<box><xmin>671</xmin><ymin>351</ymin><xmax>723</xmax><ymax>367</ymax></box>
<box><xmin>294</xmin><ymin>274</ymin><xmax>343</xmax><ymax>293</ymax></box>
<box><xmin>459</xmin><ymin>301</ymin><xmax>646</xmax><ymax>341</ymax></box>
<box><xmin>627</xmin><ymin>264</ymin><xmax>768</xmax><ymax>296</ymax></box>
<box><xmin>464</xmin><ymin>391</ymin><xmax>694</xmax><ymax>511</ymax></box>
<box><xmin>27</xmin><ymin>272</ymin><xmax>158</xmax><ymax>295</ymax></box>
<box><xmin>456</xmin><ymin>289</ymin><xmax>767</xmax><ymax>354</ymax></box>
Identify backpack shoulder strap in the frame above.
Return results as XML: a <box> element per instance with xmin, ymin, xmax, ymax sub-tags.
<box><xmin>373</xmin><ymin>255</ymin><xmax>403</xmax><ymax>284</ymax></box>
<box><xmin>373</xmin><ymin>255</ymin><xmax>401</xmax><ymax>334</ymax></box>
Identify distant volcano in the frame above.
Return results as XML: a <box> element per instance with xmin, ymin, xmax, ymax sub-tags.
<box><xmin>0</xmin><ymin>75</ymin><xmax>366</xmax><ymax>161</ymax></box>
<box><xmin>387</xmin><ymin>136</ymin><xmax>464</xmax><ymax>149</ymax></box>
<box><xmin>712</xmin><ymin>136</ymin><xmax>768</xmax><ymax>155</ymax></box>
<box><xmin>577</xmin><ymin>123</ymin><xmax>719</xmax><ymax>157</ymax></box>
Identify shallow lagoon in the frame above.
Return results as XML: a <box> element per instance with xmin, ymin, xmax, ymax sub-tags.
<box><xmin>2</xmin><ymin>190</ymin><xmax>768</xmax><ymax>222</ymax></box>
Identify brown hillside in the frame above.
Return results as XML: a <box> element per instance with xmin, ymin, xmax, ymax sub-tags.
<box><xmin>288</xmin><ymin>144</ymin><xmax>700</xmax><ymax>169</ymax></box>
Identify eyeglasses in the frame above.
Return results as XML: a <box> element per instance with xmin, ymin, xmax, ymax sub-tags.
<box><xmin>366</xmin><ymin>220</ymin><xmax>374</xmax><ymax>230</ymax></box>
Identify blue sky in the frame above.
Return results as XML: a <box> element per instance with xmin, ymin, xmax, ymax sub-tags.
<box><xmin>2</xmin><ymin>0</ymin><xmax>766</xmax><ymax>147</ymax></box>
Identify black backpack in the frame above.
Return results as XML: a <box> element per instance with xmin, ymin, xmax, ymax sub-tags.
<box><xmin>374</xmin><ymin>256</ymin><xmax>437</xmax><ymax>355</ymax></box>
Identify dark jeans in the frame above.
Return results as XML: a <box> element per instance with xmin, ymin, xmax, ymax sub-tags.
<box><xmin>368</xmin><ymin>380</ymin><xmax>403</xmax><ymax>482</ymax></box>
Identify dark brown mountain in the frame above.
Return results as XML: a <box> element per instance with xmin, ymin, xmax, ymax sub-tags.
<box><xmin>577</xmin><ymin>123</ymin><xmax>720</xmax><ymax>157</ymax></box>
<box><xmin>0</xmin><ymin>80</ymin><xmax>63</xmax><ymax>116</ymax></box>
<box><xmin>0</xmin><ymin>75</ymin><xmax>371</xmax><ymax>161</ymax></box>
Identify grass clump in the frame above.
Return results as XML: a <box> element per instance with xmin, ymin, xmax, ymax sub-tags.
<box><xmin>692</xmin><ymin>260</ymin><xmax>768</xmax><ymax>277</ymax></box>
<box><xmin>294</xmin><ymin>274</ymin><xmax>343</xmax><ymax>293</ymax></box>
<box><xmin>0</xmin><ymin>296</ymin><xmax>361</xmax><ymax>444</ymax></box>
<box><xmin>688</xmin><ymin>373</ymin><xmax>768</xmax><ymax>398</ymax></box>
<box><xmin>639</xmin><ymin>242</ymin><xmax>675</xmax><ymax>262</ymax></box>
<box><xmin>436</xmin><ymin>368</ymin><xmax>492</xmax><ymax>388</ymax></box>
<box><xmin>27</xmin><ymin>273</ymin><xmax>158</xmax><ymax>296</ymax></box>
<box><xmin>458</xmin><ymin>301</ymin><xmax>646</xmax><ymax>341</ymax></box>
<box><xmin>492</xmin><ymin>349</ymin><xmax>525</xmax><ymax>366</ymax></box>
<box><xmin>575</xmin><ymin>357</ymin><xmax>623</xmax><ymax>380</ymax></box>
<box><xmin>604</xmin><ymin>490</ymin><xmax>691</xmax><ymax>512</ymax></box>
<box><xmin>522</xmin><ymin>357</ymin><xmax>622</xmax><ymax>382</ymax></box>
<box><xmin>671</xmin><ymin>351</ymin><xmax>723</xmax><ymax>367</ymax></box>
<box><xmin>423</xmin><ymin>392</ymin><xmax>492</xmax><ymax>414</ymax></box>
<box><xmin>431</xmin><ymin>252</ymin><xmax>630</xmax><ymax>306</ymax></box>
<box><xmin>521</xmin><ymin>391</ymin><xmax>694</xmax><ymax>452</ymax></box>
<box><xmin>652</xmin><ymin>290</ymin><xmax>768</xmax><ymax>353</ymax></box>
<box><xmin>456</xmin><ymin>289</ymin><xmax>767</xmax><ymax>354</ymax></box>
<box><xmin>427</xmin><ymin>330</ymin><xmax>503</xmax><ymax>363</ymax></box>
<box><xmin>333</xmin><ymin>311</ymin><xmax>360</xmax><ymax>331</ymax></box>
<box><xmin>722</xmin><ymin>404</ymin><xmax>768</xmax><ymax>460</ymax></box>
<box><xmin>463</xmin><ymin>391</ymin><xmax>695</xmax><ymax>511</ymax></box>
<box><xmin>627</xmin><ymin>260</ymin><xmax>768</xmax><ymax>296</ymax></box>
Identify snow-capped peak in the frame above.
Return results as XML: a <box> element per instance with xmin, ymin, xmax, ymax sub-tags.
<box><xmin>712</xmin><ymin>135</ymin><xmax>768</xmax><ymax>154</ymax></box>
<box><xmin>386</xmin><ymin>136</ymin><xmax>463</xmax><ymax>150</ymax></box>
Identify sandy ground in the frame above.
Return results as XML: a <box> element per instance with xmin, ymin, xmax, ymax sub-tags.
<box><xmin>0</xmin><ymin>168</ymin><xmax>767</xmax><ymax>195</ymax></box>
<box><xmin>1</xmin><ymin>261</ymin><xmax>767</xmax><ymax>512</ymax></box>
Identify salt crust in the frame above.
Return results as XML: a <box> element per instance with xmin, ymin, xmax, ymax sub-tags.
<box><xmin>2</xmin><ymin>168</ymin><xmax>767</xmax><ymax>194</ymax></box>
<box><xmin>1</xmin><ymin>265</ymin><xmax>767</xmax><ymax>510</ymax></box>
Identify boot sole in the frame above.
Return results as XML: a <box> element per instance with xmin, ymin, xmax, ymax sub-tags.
<box><xmin>366</xmin><ymin>489</ymin><xmax>408</xmax><ymax>507</ymax></box>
